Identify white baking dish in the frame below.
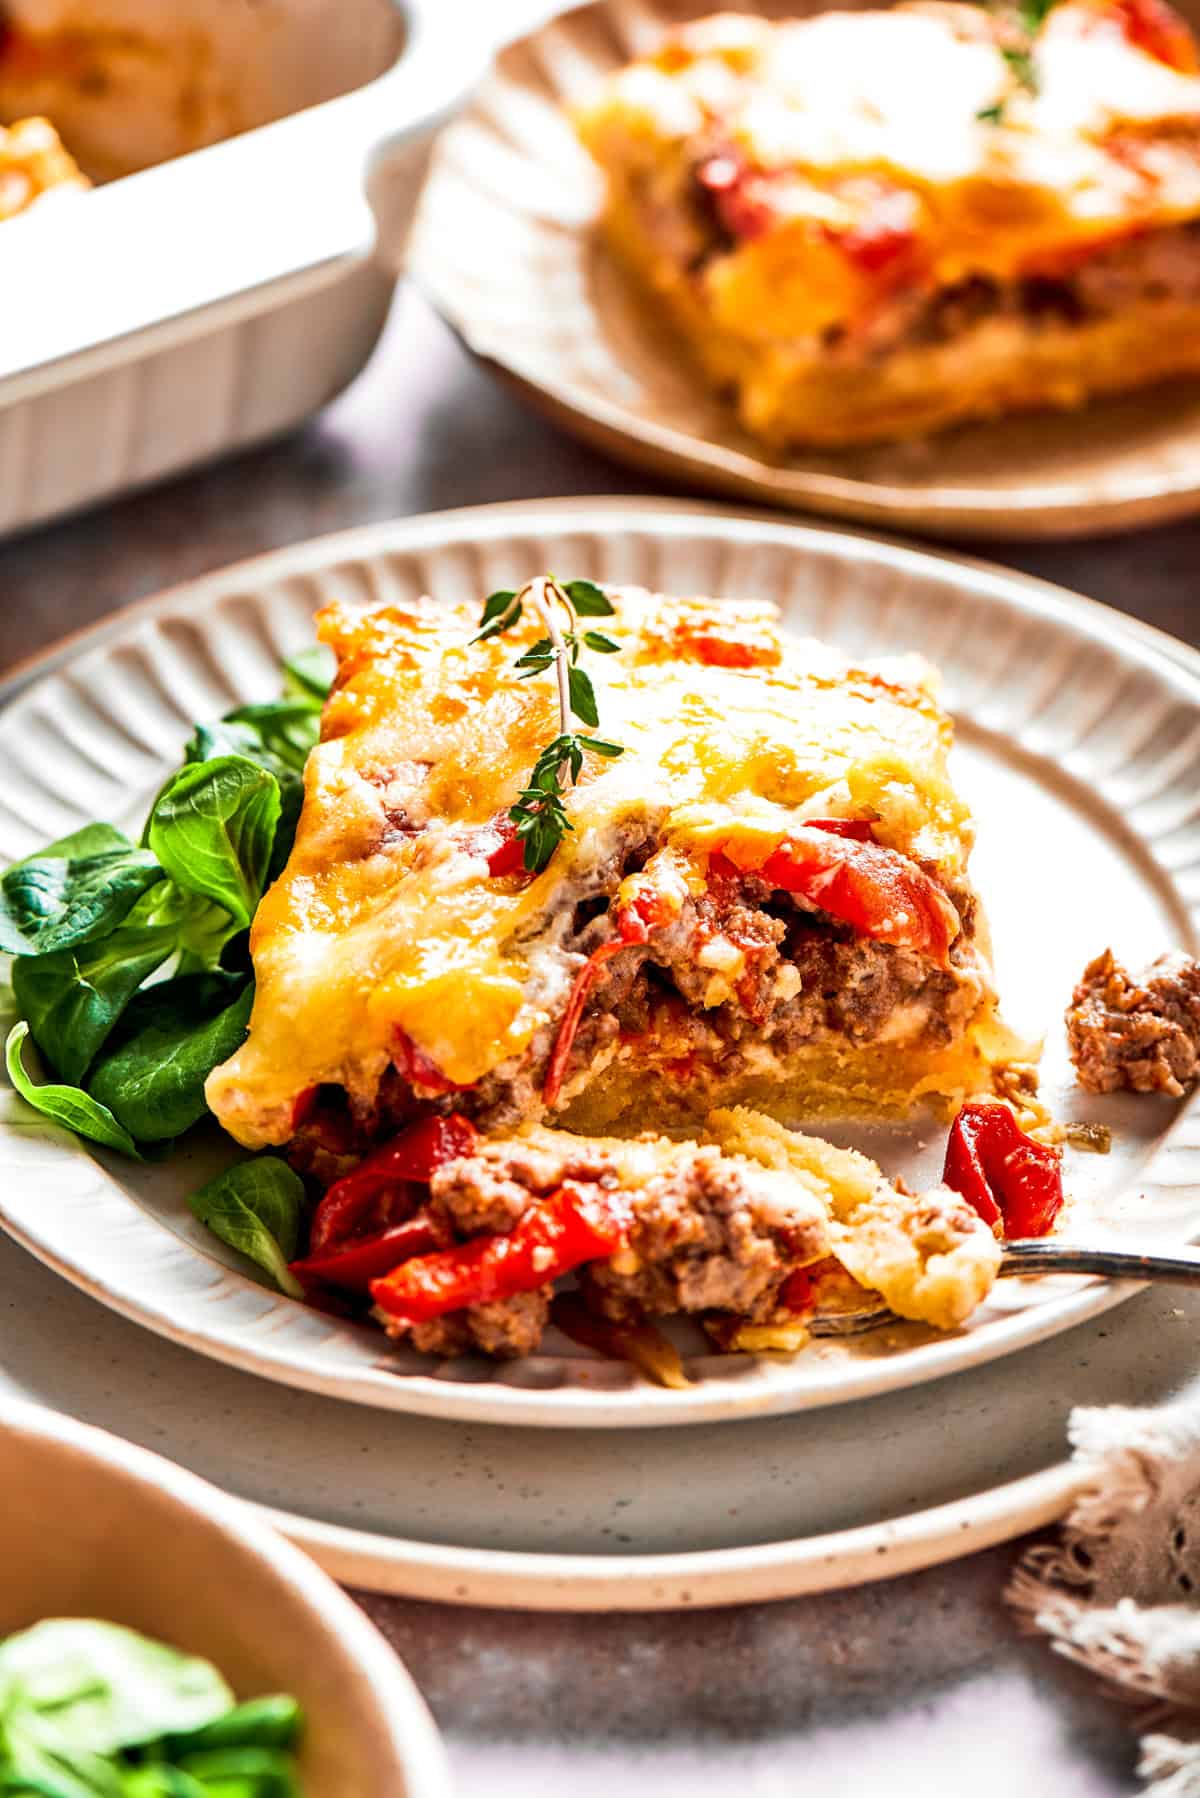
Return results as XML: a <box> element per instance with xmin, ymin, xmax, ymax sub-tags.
<box><xmin>0</xmin><ymin>0</ymin><xmax>481</xmax><ymax>536</ymax></box>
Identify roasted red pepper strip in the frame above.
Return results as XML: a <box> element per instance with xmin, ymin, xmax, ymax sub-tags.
<box><xmin>371</xmin><ymin>1184</ymin><xmax>625</xmax><ymax>1324</ymax></box>
<box><xmin>806</xmin><ymin>818</ymin><xmax>876</xmax><ymax>841</ymax></box>
<box><xmin>290</xmin><ymin>1212</ymin><xmax>450</xmax><ymax>1293</ymax></box>
<box><xmin>779</xmin><ymin>1266</ymin><xmax>817</xmax><ymax>1315</ymax></box>
<box><xmin>308</xmin><ymin>1113</ymin><xmax>478</xmax><ymax>1256</ymax></box>
<box><xmin>1107</xmin><ymin>0</ymin><xmax>1198</xmax><ymax>68</ymax></box>
<box><xmin>291</xmin><ymin>1085</ymin><xmax>320</xmax><ymax>1130</ymax></box>
<box><xmin>943</xmin><ymin>1101</ymin><xmax>1063</xmax><ymax>1239</ymax></box>
<box><xmin>723</xmin><ymin>825</ymin><xmax>958</xmax><ymax>965</ymax></box>
<box><xmin>543</xmin><ymin>904</ymin><xmax>652</xmax><ymax>1106</ymax></box>
<box><xmin>824</xmin><ymin>184</ymin><xmax>921</xmax><ymax>280</ymax></box>
<box><xmin>481</xmin><ymin>813</ymin><xmax>530</xmax><ymax>879</ymax></box>
<box><xmin>393</xmin><ymin>1028</ymin><xmax>471</xmax><ymax>1097</ymax></box>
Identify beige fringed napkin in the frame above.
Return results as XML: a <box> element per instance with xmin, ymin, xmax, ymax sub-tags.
<box><xmin>1008</xmin><ymin>1403</ymin><xmax>1200</xmax><ymax>1795</ymax></box>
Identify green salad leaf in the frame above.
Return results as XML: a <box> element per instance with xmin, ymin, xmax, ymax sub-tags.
<box><xmin>148</xmin><ymin>760</ymin><xmax>280</xmax><ymax>931</ymax></box>
<box><xmin>172</xmin><ymin>1747</ymin><xmax>300</xmax><ymax>1797</ymax></box>
<box><xmin>0</xmin><ymin>1624</ymin><xmax>231</xmax><ymax>1759</ymax></box>
<box><xmin>182</xmin><ymin>716</ymin><xmax>311</xmax><ymax>886</ymax></box>
<box><xmin>11</xmin><ymin>929</ymin><xmax>176</xmax><ymax>1087</ymax></box>
<box><xmin>2</xmin><ymin>649</ymin><xmax>325</xmax><ymax>1163</ymax></box>
<box><xmin>0</xmin><ymin>829</ymin><xmax>162</xmax><ymax>960</ymax></box>
<box><xmin>5</xmin><ymin>1024</ymin><xmax>141</xmax><ymax>1159</ymax></box>
<box><xmin>188</xmin><ymin>1160</ymin><xmax>306</xmax><ymax>1299</ymax></box>
<box><xmin>165</xmin><ymin>1702</ymin><xmax>301</xmax><ymax>1759</ymax></box>
<box><xmin>281</xmin><ymin>644</ymin><xmax>334</xmax><ymax>704</ymax></box>
<box><xmin>0</xmin><ymin>1623</ymin><xmax>303</xmax><ymax>1798</ymax></box>
<box><xmin>88</xmin><ymin>982</ymin><xmax>253</xmax><ymax>1144</ymax></box>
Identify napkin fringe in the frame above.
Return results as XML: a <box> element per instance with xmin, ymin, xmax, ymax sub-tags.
<box><xmin>1006</xmin><ymin>1402</ymin><xmax>1200</xmax><ymax>1796</ymax></box>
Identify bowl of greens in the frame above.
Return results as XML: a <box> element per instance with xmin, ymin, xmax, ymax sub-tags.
<box><xmin>0</xmin><ymin>1396</ymin><xmax>450</xmax><ymax>1797</ymax></box>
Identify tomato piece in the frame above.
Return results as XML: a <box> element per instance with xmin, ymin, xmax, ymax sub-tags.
<box><xmin>290</xmin><ymin>1086</ymin><xmax>319</xmax><ymax>1130</ymax></box>
<box><xmin>308</xmin><ymin>1113</ymin><xmax>478</xmax><ymax>1255</ymax></box>
<box><xmin>779</xmin><ymin>1266</ymin><xmax>817</xmax><ymax>1315</ymax></box>
<box><xmin>825</xmin><ymin>184</ymin><xmax>921</xmax><ymax>278</ymax></box>
<box><xmin>1108</xmin><ymin>0</ymin><xmax>1198</xmax><ymax>68</ymax></box>
<box><xmin>480</xmin><ymin>813</ymin><xmax>531</xmax><ymax>879</ymax></box>
<box><xmin>695</xmin><ymin>151</ymin><xmax>777</xmax><ymax>242</ymax></box>
<box><xmin>290</xmin><ymin>1212</ymin><xmax>450</xmax><ymax>1292</ymax></box>
<box><xmin>942</xmin><ymin>1101</ymin><xmax>1063</xmax><ymax>1239</ymax></box>
<box><xmin>734</xmin><ymin>825</ymin><xmax>958</xmax><ymax>963</ymax></box>
<box><xmin>669</xmin><ymin>615</ymin><xmax>780</xmax><ymax>670</ymax></box>
<box><xmin>393</xmin><ymin>1028</ymin><xmax>472</xmax><ymax>1096</ymax></box>
<box><xmin>806</xmin><ymin>819</ymin><xmax>876</xmax><ymax>841</ymax></box>
<box><xmin>371</xmin><ymin>1185</ymin><xmax>625</xmax><ymax>1323</ymax></box>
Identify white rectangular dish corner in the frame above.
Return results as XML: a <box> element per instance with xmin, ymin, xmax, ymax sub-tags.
<box><xmin>0</xmin><ymin>0</ymin><xmax>484</xmax><ymax>536</ymax></box>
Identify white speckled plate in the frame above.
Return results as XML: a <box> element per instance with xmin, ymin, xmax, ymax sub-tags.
<box><xmin>412</xmin><ymin>0</ymin><xmax>1200</xmax><ymax>542</ymax></box>
<box><xmin>1</xmin><ymin>497</ymin><xmax>1199</xmax><ymax>1431</ymax></box>
<box><xmin>3</xmin><ymin>1220</ymin><xmax>1200</xmax><ymax>1606</ymax></box>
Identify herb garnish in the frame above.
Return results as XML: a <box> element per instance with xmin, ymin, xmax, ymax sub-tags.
<box><xmin>473</xmin><ymin>576</ymin><xmax>625</xmax><ymax>874</ymax></box>
<box><xmin>976</xmin><ymin>0</ymin><xmax>1061</xmax><ymax>121</ymax></box>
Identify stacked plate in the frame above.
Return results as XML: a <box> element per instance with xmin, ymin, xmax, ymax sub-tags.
<box><xmin>2</xmin><ymin>497</ymin><xmax>1199</xmax><ymax>1608</ymax></box>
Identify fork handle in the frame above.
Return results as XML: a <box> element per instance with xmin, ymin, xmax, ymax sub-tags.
<box><xmin>1001</xmin><ymin>1240</ymin><xmax>1200</xmax><ymax>1285</ymax></box>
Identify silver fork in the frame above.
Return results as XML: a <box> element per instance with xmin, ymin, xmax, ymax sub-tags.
<box><xmin>809</xmin><ymin>1239</ymin><xmax>1200</xmax><ymax>1336</ymax></box>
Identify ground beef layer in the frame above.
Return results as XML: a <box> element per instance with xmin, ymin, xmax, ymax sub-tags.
<box><xmin>376</xmin><ymin>1134</ymin><xmax>828</xmax><ymax>1359</ymax></box>
<box><xmin>1066</xmin><ymin>947</ymin><xmax>1200</xmax><ymax>1097</ymax></box>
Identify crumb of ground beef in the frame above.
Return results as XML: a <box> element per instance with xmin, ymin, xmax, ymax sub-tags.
<box><xmin>395</xmin><ymin>1289</ymin><xmax>551</xmax><ymax>1359</ymax></box>
<box><xmin>588</xmin><ymin>1143</ymin><xmax>827</xmax><ymax>1326</ymax></box>
<box><xmin>381</xmin><ymin>1130</ymin><xmax>827</xmax><ymax>1359</ymax></box>
<box><xmin>1066</xmin><ymin>948</ymin><xmax>1200</xmax><ymax>1097</ymax></box>
<box><xmin>428</xmin><ymin>1140</ymin><xmax>621</xmax><ymax>1236</ymax></box>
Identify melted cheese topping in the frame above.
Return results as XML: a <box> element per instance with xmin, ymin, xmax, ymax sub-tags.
<box><xmin>0</xmin><ymin>116</ymin><xmax>86</xmax><ymax>219</ymax></box>
<box><xmin>206</xmin><ymin>586</ymin><xmax>976</xmax><ymax>1149</ymax></box>
<box><xmin>575</xmin><ymin>1</ymin><xmax>1200</xmax><ymax>337</ymax></box>
<box><xmin>706</xmin><ymin>1106</ymin><xmax>1001</xmax><ymax>1330</ymax></box>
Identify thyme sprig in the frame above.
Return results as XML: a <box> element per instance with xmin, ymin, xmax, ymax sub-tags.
<box><xmin>976</xmin><ymin>0</ymin><xmax>1060</xmax><ymax>121</ymax></box>
<box><xmin>473</xmin><ymin>576</ymin><xmax>625</xmax><ymax>874</ymax></box>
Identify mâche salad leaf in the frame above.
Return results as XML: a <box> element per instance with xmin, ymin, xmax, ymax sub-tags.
<box><xmin>1</xmin><ymin>649</ymin><xmax>331</xmax><ymax>1160</ymax></box>
<box><xmin>11</xmin><ymin>928</ymin><xmax>177</xmax><ymax>1087</ymax></box>
<box><xmin>0</xmin><ymin>1621</ymin><xmax>304</xmax><ymax>1797</ymax></box>
<box><xmin>147</xmin><ymin>759</ymin><xmax>281</xmax><ymax>932</ymax></box>
<box><xmin>188</xmin><ymin>1159</ymin><xmax>306</xmax><ymax>1300</ymax></box>
<box><xmin>0</xmin><ymin>828</ymin><xmax>163</xmax><ymax>959</ymax></box>
<box><xmin>88</xmin><ymin>982</ymin><xmax>254</xmax><ymax>1144</ymax></box>
<box><xmin>5</xmin><ymin>1023</ymin><xmax>142</xmax><ymax>1159</ymax></box>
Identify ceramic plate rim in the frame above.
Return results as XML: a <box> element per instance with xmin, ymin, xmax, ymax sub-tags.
<box><xmin>0</xmin><ymin>496</ymin><xmax>1197</xmax><ymax>1433</ymax></box>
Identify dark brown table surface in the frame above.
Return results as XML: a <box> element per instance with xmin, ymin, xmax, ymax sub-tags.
<box><xmin>2</xmin><ymin>284</ymin><xmax>1192</xmax><ymax>1794</ymax></box>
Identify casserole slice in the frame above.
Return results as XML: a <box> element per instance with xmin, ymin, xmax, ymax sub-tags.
<box><xmin>206</xmin><ymin>580</ymin><xmax>1016</xmax><ymax>1155</ymax></box>
<box><xmin>573</xmin><ymin>0</ymin><xmax>1200</xmax><ymax>446</ymax></box>
<box><xmin>0</xmin><ymin>115</ymin><xmax>86</xmax><ymax>219</ymax></box>
<box><xmin>282</xmin><ymin>1111</ymin><xmax>1000</xmax><ymax>1363</ymax></box>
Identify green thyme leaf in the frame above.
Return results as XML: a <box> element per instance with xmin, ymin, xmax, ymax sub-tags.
<box><xmin>567</xmin><ymin>665</ymin><xmax>599</xmax><ymax>728</ymax></box>
<box><xmin>563</xmin><ymin>579</ymin><xmax>615</xmax><ymax>617</ymax></box>
<box><xmin>583</xmin><ymin>631</ymin><xmax>620</xmax><ymax>653</ymax></box>
<box><xmin>472</xmin><ymin>590</ymin><xmax>521</xmax><ymax>643</ymax></box>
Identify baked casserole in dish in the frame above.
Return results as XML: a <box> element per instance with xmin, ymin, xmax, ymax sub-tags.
<box><xmin>574</xmin><ymin>0</ymin><xmax>1200</xmax><ymax>446</ymax></box>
